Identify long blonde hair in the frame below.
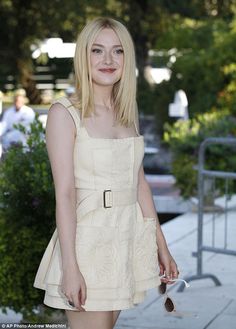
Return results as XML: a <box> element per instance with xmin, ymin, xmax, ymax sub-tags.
<box><xmin>73</xmin><ymin>17</ymin><xmax>137</xmax><ymax>126</ymax></box>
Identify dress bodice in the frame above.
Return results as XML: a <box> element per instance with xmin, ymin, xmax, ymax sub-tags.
<box><xmin>74</xmin><ymin>128</ymin><xmax>144</xmax><ymax>190</ymax></box>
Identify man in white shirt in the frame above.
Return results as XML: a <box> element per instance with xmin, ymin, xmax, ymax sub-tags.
<box><xmin>0</xmin><ymin>89</ymin><xmax>35</xmax><ymax>152</ymax></box>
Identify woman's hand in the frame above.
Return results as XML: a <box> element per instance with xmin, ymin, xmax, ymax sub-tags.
<box><xmin>61</xmin><ymin>264</ymin><xmax>87</xmax><ymax>311</ymax></box>
<box><xmin>158</xmin><ymin>247</ymin><xmax>179</xmax><ymax>285</ymax></box>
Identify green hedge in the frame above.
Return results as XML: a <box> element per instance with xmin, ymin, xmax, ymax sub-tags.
<box><xmin>164</xmin><ymin>110</ymin><xmax>236</xmax><ymax>198</ymax></box>
<box><xmin>0</xmin><ymin>116</ymin><xmax>55</xmax><ymax>320</ymax></box>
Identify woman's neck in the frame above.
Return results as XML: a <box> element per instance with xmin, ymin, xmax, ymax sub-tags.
<box><xmin>93</xmin><ymin>84</ymin><xmax>113</xmax><ymax>108</ymax></box>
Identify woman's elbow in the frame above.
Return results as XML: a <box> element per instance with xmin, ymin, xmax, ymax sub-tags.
<box><xmin>55</xmin><ymin>187</ymin><xmax>75</xmax><ymax>203</ymax></box>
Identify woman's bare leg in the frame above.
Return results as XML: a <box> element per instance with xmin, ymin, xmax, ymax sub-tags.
<box><xmin>65</xmin><ymin>310</ymin><xmax>114</xmax><ymax>329</ymax></box>
<box><xmin>112</xmin><ymin>310</ymin><xmax>121</xmax><ymax>327</ymax></box>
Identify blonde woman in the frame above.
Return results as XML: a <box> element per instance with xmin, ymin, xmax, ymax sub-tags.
<box><xmin>34</xmin><ymin>17</ymin><xmax>178</xmax><ymax>329</ymax></box>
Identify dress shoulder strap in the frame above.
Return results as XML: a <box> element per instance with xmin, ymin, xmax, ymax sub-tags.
<box><xmin>51</xmin><ymin>96</ymin><xmax>81</xmax><ymax>130</ymax></box>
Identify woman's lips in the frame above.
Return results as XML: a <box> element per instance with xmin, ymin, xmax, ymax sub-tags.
<box><xmin>99</xmin><ymin>68</ymin><xmax>116</xmax><ymax>73</ymax></box>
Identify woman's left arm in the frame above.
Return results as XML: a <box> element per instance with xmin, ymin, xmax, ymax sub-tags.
<box><xmin>137</xmin><ymin>165</ymin><xmax>178</xmax><ymax>282</ymax></box>
<box><xmin>134</xmin><ymin>105</ymin><xmax>178</xmax><ymax>282</ymax></box>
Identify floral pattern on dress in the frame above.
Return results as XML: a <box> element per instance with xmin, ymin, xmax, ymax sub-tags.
<box><xmin>76</xmin><ymin>226</ymin><xmax>119</xmax><ymax>288</ymax></box>
<box><xmin>133</xmin><ymin>207</ymin><xmax>159</xmax><ymax>281</ymax></box>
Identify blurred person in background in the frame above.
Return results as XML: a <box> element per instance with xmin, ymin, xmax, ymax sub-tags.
<box><xmin>0</xmin><ymin>89</ymin><xmax>35</xmax><ymax>153</ymax></box>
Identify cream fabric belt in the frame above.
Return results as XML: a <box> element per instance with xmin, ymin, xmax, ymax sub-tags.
<box><xmin>76</xmin><ymin>188</ymin><xmax>137</xmax><ymax>219</ymax></box>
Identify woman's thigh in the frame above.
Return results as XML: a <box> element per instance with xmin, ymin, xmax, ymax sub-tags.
<box><xmin>65</xmin><ymin>310</ymin><xmax>115</xmax><ymax>329</ymax></box>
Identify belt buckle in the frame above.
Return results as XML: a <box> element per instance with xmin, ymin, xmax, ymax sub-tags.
<box><xmin>103</xmin><ymin>189</ymin><xmax>112</xmax><ymax>208</ymax></box>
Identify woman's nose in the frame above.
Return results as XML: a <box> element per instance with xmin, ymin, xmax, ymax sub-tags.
<box><xmin>103</xmin><ymin>51</ymin><xmax>112</xmax><ymax>65</ymax></box>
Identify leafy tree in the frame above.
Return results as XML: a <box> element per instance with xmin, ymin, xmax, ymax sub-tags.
<box><xmin>111</xmin><ymin>1</ymin><xmax>236</xmax><ymax>120</ymax></box>
<box><xmin>0</xmin><ymin>0</ymin><xmax>103</xmax><ymax>103</ymax></box>
<box><xmin>162</xmin><ymin>0</ymin><xmax>236</xmax><ymax>19</ymax></box>
<box><xmin>0</xmin><ymin>0</ymin><xmax>236</xmax><ymax>113</ymax></box>
<box><xmin>149</xmin><ymin>12</ymin><xmax>236</xmax><ymax>126</ymax></box>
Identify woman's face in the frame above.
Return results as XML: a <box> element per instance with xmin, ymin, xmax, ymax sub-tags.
<box><xmin>90</xmin><ymin>28</ymin><xmax>124</xmax><ymax>87</ymax></box>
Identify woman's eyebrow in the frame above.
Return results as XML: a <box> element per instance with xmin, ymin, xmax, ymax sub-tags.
<box><xmin>92</xmin><ymin>43</ymin><xmax>122</xmax><ymax>48</ymax></box>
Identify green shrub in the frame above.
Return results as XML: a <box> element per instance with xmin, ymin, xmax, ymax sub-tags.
<box><xmin>0</xmin><ymin>116</ymin><xmax>55</xmax><ymax>320</ymax></box>
<box><xmin>218</xmin><ymin>63</ymin><xmax>236</xmax><ymax>115</ymax></box>
<box><xmin>164</xmin><ymin>110</ymin><xmax>236</xmax><ymax>198</ymax></box>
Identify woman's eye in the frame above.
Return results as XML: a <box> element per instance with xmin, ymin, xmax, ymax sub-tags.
<box><xmin>91</xmin><ymin>48</ymin><xmax>102</xmax><ymax>54</ymax></box>
<box><xmin>114</xmin><ymin>48</ymin><xmax>124</xmax><ymax>54</ymax></box>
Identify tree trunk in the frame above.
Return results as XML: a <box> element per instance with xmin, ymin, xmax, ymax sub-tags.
<box><xmin>126</xmin><ymin>0</ymin><xmax>149</xmax><ymax>84</ymax></box>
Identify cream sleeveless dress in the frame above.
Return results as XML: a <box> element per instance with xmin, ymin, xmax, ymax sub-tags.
<box><xmin>33</xmin><ymin>97</ymin><xmax>161</xmax><ymax>311</ymax></box>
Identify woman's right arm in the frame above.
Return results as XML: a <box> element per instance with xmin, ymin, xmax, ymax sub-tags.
<box><xmin>46</xmin><ymin>103</ymin><xmax>86</xmax><ymax>311</ymax></box>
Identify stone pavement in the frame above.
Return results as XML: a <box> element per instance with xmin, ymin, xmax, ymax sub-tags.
<box><xmin>146</xmin><ymin>174</ymin><xmax>193</xmax><ymax>214</ymax></box>
<box><xmin>115</xmin><ymin>210</ymin><xmax>236</xmax><ymax>329</ymax></box>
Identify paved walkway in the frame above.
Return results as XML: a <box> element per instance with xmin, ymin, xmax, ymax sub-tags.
<box><xmin>115</xmin><ymin>210</ymin><xmax>236</xmax><ymax>329</ymax></box>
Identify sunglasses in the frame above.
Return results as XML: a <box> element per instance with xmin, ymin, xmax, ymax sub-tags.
<box><xmin>159</xmin><ymin>276</ymin><xmax>190</xmax><ymax>313</ymax></box>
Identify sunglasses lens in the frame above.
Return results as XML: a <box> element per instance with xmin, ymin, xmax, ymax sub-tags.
<box><xmin>159</xmin><ymin>282</ymin><xmax>167</xmax><ymax>295</ymax></box>
<box><xmin>165</xmin><ymin>297</ymin><xmax>175</xmax><ymax>312</ymax></box>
